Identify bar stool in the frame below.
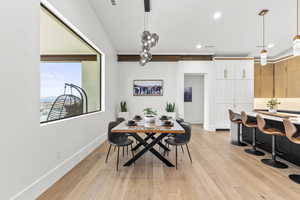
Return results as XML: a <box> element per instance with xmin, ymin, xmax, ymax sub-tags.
<box><xmin>283</xmin><ymin>119</ymin><xmax>300</xmax><ymax>184</ymax></box>
<box><xmin>256</xmin><ymin>115</ymin><xmax>288</xmax><ymax>169</ymax></box>
<box><xmin>241</xmin><ymin>111</ymin><xmax>265</xmax><ymax>156</ymax></box>
<box><xmin>228</xmin><ymin>109</ymin><xmax>247</xmax><ymax>146</ymax></box>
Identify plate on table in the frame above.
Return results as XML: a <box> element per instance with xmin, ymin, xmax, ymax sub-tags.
<box><xmin>127</xmin><ymin>120</ymin><xmax>137</xmax><ymax>126</ymax></box>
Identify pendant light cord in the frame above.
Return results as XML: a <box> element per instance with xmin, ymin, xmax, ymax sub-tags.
<box><xmin>263</xmin><ymin>15</ymin><xmax>265</xmax><ymax>48</ymax></box>
<box><xmin>297</xmin><ymin>0</ymin><xmax>299</xmax><ymax>35</ymax></box>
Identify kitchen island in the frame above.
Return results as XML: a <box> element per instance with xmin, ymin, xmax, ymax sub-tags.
<box><xmin>242</xmin><ymin>111</ymin><xmax>300</xmax><ymax>166</ymax></box>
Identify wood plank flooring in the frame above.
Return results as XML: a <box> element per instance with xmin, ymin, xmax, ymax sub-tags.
<box><xmin>38</xmin><ymin>125</ymin><xmax>300</xmax><ymax>200</ymax></box>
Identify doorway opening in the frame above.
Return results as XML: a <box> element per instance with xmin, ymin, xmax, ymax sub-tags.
<box><xmin>184</xmin><ymin>74</ymin><xmax>205</xmax><ymax>126</ymax></box>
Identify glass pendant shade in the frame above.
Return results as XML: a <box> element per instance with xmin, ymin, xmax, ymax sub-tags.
<box><xmin>293</xmin><ymin>35</ymin><xmax>300</xmax><ymax>56</ymax></box>
<box><xmin>260</xmin><ymin>49</ymin><xmax>268</xmax><ymax>66</ymax></box>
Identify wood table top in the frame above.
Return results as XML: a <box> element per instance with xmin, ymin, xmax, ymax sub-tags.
<box><xmin>111</xmin><ymin>119</ymin><xmax>185</xmax><ymax>134</ymax></box>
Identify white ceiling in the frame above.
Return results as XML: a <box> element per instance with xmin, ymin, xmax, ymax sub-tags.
<box><xmin>89</xmin><ymin>0</ymin><xmax>296</xmax><ymax>58</ymax></box>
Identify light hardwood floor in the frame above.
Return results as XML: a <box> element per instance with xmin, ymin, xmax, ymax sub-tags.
<box><xmin>38</xmin><ymin>125</ymin><xmax>300</xmax><ymax>200</ymax></box>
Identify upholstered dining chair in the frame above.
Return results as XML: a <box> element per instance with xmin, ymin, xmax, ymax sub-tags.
<box><xmin>105</xmin><ymin>121</ymin><xmax>134</xmax><ymax>171</ymax></box>
<box><xmin>229</xmin><ymin>109</ymin><xmax>247</xmax><ymax>146</ymax></box>
<box><xmin>165</xmin><ymin>122</ymin><xmax>192</xmax><ymax>169</ymax></box>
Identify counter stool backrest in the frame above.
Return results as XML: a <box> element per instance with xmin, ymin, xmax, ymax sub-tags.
<box><xmin>241</xmin><ymin>111</ymin><xmax>248</xmax><ymax>125</ymax></box>
<box><xmin>256</xmin><ymin>114</ymin><xmax>266</xmax><ymax>133</ymax></box>
<box><xmin>229</xmin><ymin>109</ymin><xmax>240</xmax><ymax>123</ymax></box>
<box><xmin>283</xmin><ymin>119</ymin><xmax>298</xmax><ymax>143</ymax></box>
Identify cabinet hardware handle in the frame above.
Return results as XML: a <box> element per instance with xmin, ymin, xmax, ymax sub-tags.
<box><xmin>242</xmin><ymin>69</ymin><xmax>246</xmax><ymax>79</ymax></box>
<box><xmin>224</xmin><ymin>69</ymin><xmax>228</xmax><ymax>79</ymax></box>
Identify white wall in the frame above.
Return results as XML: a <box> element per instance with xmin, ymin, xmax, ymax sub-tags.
<box><xmin>1</xmin><ymin>0</ymin><xmax>119</xmax><ymax>199</ymax></box>
<box><xmin>184</xmin><ymin>75</ymin><xmax>204</xmax><ymax>124</ymax></box>
<box><xmin>118</xmin><ymin>62</ymin><xmax>178</xmax><ymax>117</ymax></box>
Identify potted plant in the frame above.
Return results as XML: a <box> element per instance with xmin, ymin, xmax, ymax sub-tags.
<box><xmin>143</xmin><ymin>108</ymin><xmax>157</xmax><ymax>123</ymax></box>
<box><xmin>267</xmin><ymin>98</ymin><xmax>280</xmax><ymax>113</ymax></box>
<box><xmin>165</xmin><ymin>102</ymin><xmax>176</xmax><ymax>119</ymax></box>
<box><xmin>118</xmin><ymin>101</ymin><xmax>129</xmax><ymax>120</ymax></box>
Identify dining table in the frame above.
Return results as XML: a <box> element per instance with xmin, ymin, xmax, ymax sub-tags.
<box><xmin>111</xmin><ymin>118</ymin><xmax>185</xmax><ymax>167</ymax></box>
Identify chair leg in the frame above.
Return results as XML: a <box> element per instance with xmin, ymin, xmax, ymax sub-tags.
<box><xmin>244</xmin><ymin>128</ymin><xmax>265</xmax><ymax>156</ymax></box>
<box><xmin>181</xmin><ymin>145</ymin><xmax>184</xmax><ymax>154</ymax></box>
<box><xmin>261</xmin><ymin>135</ymin><xmax>288</xmax><ymax>169</ymax></box>
<box><xmin>131</xmin><ymin>144</ymin><xmax>135</xmax><ymax>165</ymax></box>
<box><xmin>175</xmin><ymin>146</ymin><xmax>178</xmax><ymax>170</ymax></box>
<box><xmin>127</xmin><ymin>146</ymin><xmax>129</xmax><ymax>156</ymax></box>
<box><xmin>105</xmin><ymin>144</ymin><xmax>112</xmax><ymax>163</ymax></box>
<box><xmin>122</xmin><ymin>146</ymin><xmax>124</xmax><ymax>157</ymax></box>
<box><xmin>114</xmin><ymin>146</ymin><xmax>116</xmax><ymax>152</ymax></box>
<box><xmin>186</xmin><ymin>144</ymin><xmax>192</xmax><ymax>164</ymax></box>
<box><xmin>116</xmin><ymin>147</ymin><xmax>120</xmax><ymax>171</ymax></box>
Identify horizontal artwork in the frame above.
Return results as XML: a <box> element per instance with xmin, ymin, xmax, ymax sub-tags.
<box><xmin>133</xmin><ymin>80</ymin><xmax>163</xmax><ymax>96</ymax></box>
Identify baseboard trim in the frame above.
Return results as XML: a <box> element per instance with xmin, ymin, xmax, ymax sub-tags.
<box><xmin>216</xmin><ymin>129</ymin><xmax>230</xmax><ymax>131</ymax></box>
<box><xmin>10</xmin><ymin>133</ymin><xmax>107</xmax><ymax>200</ymax></box>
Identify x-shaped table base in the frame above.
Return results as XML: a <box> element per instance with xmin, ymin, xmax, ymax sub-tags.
<box><xmin>123</xmin><ymin>133</ymin><xmax>174</xmax><ymax>167</ymax></box>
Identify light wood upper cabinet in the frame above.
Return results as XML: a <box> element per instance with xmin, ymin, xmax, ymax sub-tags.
<box><xmin>274</xmin><ymin>60</ymin><xmax>287</xmax><ymax>98</ymax></box>
<box><xmin>287</xmin><ymin>56</ymin><xmax>300</xmax><ymax>97</ymax></box>
<box><xmin>254</xmin><ymin>63</ymin><xmax>274</xmax><ymax>98</ymax></box>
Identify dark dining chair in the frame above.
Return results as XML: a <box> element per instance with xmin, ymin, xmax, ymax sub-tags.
<box><xmin>105</xmin><ymin>121</ymin><xmax>134</xmax><ymax>171</ymax></box>
<box><xmin>165</xmin><ymin>122</ymin><xmax>192</xmax><ymax>169</ymax></box>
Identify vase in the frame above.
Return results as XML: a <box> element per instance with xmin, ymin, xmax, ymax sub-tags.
<box><xmin>118</xmin><ymin>112</ymin><xmax>129</xmax><ymax>120</ymax></box>
<box><xmin>144</xmin><ymin>115</ymin><xmax>156</xmax><ymax>123</ymax></box>
<box><xmin>268</xmin><ymin>109</ymin><xmax>277</xmax><ymax>113</ymax></box>
<box><xmin>166</xmin><ymin>112</ymin><xmax>176</xmax><ymax>119</ymax></box>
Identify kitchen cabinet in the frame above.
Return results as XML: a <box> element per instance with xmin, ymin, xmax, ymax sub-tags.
<box><xmin>274</xmin><ymin>60</ymin><xmax>287</xmax><ymax>98</ymax></box>
<box><xmin>287</xmin><ymin>56</ymin><xmax>300</xmax><ymax>97</ymax></box>
<box><xmin>254</xmin><ymin>63</ymin><xmax>274</xmax><ymax>98</ymax></box>
<box><xmin>215</xmin><ymin>60</ymin><xmax>254</xmax><ymax>129</ymax></box>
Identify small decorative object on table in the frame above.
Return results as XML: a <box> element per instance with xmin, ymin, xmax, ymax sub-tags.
<box><xmin>267</xmin><ymin>98</ymin><xmax>281</xmax><ymax>113</ymax></box>
<box><xmin>165</xmin><ymin>102</ymin><xmax>176</xmax><ymax>119</ymax></box>
<box><xmin>118</xmin><ymin>101</ymin><xmax>129</xmax><ymax>120</ymax></box>
<box><xmin>143</xmin><ymin>108</ymin><xmax>157</xmax><ymax>123</ymax></box>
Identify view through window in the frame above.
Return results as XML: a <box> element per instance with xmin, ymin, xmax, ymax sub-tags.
<box><xmin>40</xmin><ymin>5</ymin><xmax>101</xmax><ymax>123</ymax></box>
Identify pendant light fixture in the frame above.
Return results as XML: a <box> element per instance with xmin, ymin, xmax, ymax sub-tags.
<box><xmin>259</xmin><ymin>9</ymin><xmax>269</xmax><ymax>66</ymax></box>
<box><xmin>139</xmin><ymin>0</ymin><xmax>159</xmax><ymax>66</ymax></box>
<box><xmin>294</xmin><ymin>0</ymin><xmax>300</xmax><ymax>56</ymax></box>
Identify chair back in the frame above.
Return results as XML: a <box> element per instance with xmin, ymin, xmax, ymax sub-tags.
<box><xmin>229</xmin><ymin>109</ymin><xmax>240</xmax><ymax>122</ymax></box>
<box><xmin>256</xmin><ymin>114</ymin><xmax>266</xmax><ymax>132</ymax></box>
<box><xmin>179</xmin><ymin>122</ymin><xmax>192</xmax><ymax>143</ymax></box>
<box><xmin>241</xmin><ymin>111</ymin><xmax>248</xmax><ymax>125</ymax></box>
<box><xmin>283</xmin><ymin>119</ymin><xmax>298</xmax><ymax>142</ymax></box>
<box><xmin>176</xmin><ymin>118</ymin><xmax>184</xmax><ymax>124</ymax></box>
<box><xmin>107</xmin><ymin>121</ymin><xmax>126</xmax><ymax>144</ymax></box>
<box><xmin>116</xmin><ymin>117</ymin><xmax>125</xmax><ymax>123</ymax></box>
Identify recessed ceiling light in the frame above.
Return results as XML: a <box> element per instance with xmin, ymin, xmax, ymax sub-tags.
<box><xmin>213</xmin><ymin>12</ymin><xmax>222</xmax><ymax>20</ymax></box>
<box><xmin>196</xmin><ymin>44</ymin><xmax>203</xmax><ymax>49</ymax></box>
<box><xmin>267</xmin><ymin>43</ymin><xmax>275</xmax><ymax>49</ymax></box>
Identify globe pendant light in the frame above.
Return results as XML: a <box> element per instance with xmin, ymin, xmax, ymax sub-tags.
<box><xmin>259</xmin><ymin>9</ymin><xmax>269</xmax><ymax>66</ymax></box>
<box><xmin>294</xmin><ymin>0</ymin><xmax>300</xmax><ymax>56</ymax></box>
<box><xmin>139</xmin><ymin>0</ymin><xmax>159</xmax><ymax>66</ymax></box>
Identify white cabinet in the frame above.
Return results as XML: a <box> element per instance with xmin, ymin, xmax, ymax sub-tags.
<box><xmin>215</xmin><ymin>80</ymin><xmax>234</xmax><ymax>103</ymax></box>
<box><xmin>214</xmin><ymin>60</ymin><xmax>254</xmax><ymax>129</ymax></box>
<box><xmin>216</xmin><ymin>60</ymin><xmax>254</xmax><ymax>80</ymax></box>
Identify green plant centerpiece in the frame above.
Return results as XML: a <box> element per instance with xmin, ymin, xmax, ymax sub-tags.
<box><xmin>267</xmin><ymin>98</ymin><xmax>280</xmax><ymax>113</ymax></box>
<box><xmin>120</xmin><ymin>101</ymin><xmax>127</xmax><ymax>112</ymax></box>
<box><xmin>143</xmin><ymin>108</ymin><xmax>157</xmax><ymax>123</ymax></box>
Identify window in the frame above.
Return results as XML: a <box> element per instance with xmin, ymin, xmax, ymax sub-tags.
<box><xmin>40</xmin><ymin>5</ymin><xmax>102</xmax><ymax>123</ymax></box>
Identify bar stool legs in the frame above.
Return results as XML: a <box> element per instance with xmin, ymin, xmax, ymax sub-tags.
<box><xmin>261</xmin><ymin>135</ymin><xmax>288</xmax><ymax>169</ymax></box>
<box><xmin>232</xmin><ymin>124</ymin><xmax>247</xmax><ymax>146</ymax></box>
<box><xmin>289</xmin><ymin>174</ymin><xmax>300</xmax><ymax>184</ymax></box>
<box><xmin>244</xmin><ymin>128</ymin><xmax>265</xmax><ymax>156</ymax></box>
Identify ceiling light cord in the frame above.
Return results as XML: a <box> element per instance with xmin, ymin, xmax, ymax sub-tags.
<box><xmin>297</xmin><ymin>0</ymin><xmax>299</xmax><ymax>35</ymax></box>
<box><xmin>263</xmin><ymin>15</ymin><xmax>265</xmax><ymax>48</ymax></box>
